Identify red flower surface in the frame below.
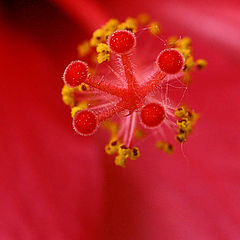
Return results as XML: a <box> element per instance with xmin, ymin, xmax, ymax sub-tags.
<box><xmin>0</xmin><ymin>0</ymin><xmax>240</xmax><ymax>239</ymax></box>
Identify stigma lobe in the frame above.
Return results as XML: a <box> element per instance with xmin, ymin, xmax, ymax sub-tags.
<box><xmin>108</xmin><ymin>30</ymin><xmax>136</xmax><ymax>54</ymax></box>
<box><xmin>63</xmin><ymin>60</ymin><xmax>88</xmax><ymax>87</ymax></box>
<box><xmin>140</xmin><ymin>103</ymin><xmax>165</xmax><ymax>128</ymax></box>
<box><xmin>73</xmin><ymin>110</ymin><xmax>98</xmax><ymax>136</ymax></box>
<box><xmin>157</xmin><ymin>49</ymin><xmax>184</xmax><ymax>74</ymax></box>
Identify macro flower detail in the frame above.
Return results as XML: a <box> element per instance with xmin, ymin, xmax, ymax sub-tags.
<box><xmin>62</xmin><ymin>15</ymin><xmax>207</xmax><ymax>167</ymax></box>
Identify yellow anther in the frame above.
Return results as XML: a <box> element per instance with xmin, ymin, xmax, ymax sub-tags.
<box><xmin>175</xmin><ymin>106</ymin><xmax>188</xmax><ymax>118</ymax></box>
<box><xmin>173</xmin><ymin>38</ymin><xmax>195</xmax><ymax>73</ymax></box>
<box><xmin>149</xmin><ymin>22</ymin><xmax>161</xmax><ymax>35</ymax></box>
<box><xmin>176</xmin><ymin>47</ymin><xmax>191</xmax><ymax>59</ymax></box>
<box><xmin>118</xmin><ymin>144</ymin><xmax>130</xmax><ymax>157</ymax></box>
<box><xmin>156</xmin><ymin>141</ymin><xmax>174</xmax><ymax>154</ymax></box>
<box><xmin>176</xmin><ymin>37</ymin><xmax>192</xmax><ymax>49</ymax></box>
<box><xmin>195</xmin><ymin>59</ymin><xmax>207</xmax><ymax>70</ymax></box>
<box><xmin>90</xmin><ymin>29</ymin><xmax>104</xmax><ymax>46</ymax></box>
<box><xmin>71</xmin><ymin>101</ymin><xmax>88</xmax><ymax>118</ymax></box>
<box><xmin>188</xmin><ymin>111</ymin><xmax>199</xmax><ymax>125</ymax></box>
<box><xmin>134</xmin><ymin>128</ymin><xmax>145</xmax><ymax>139</ymax></box>
<box><xmin>78</xmin><ymin>83</ymin><xmax>89</xmax><ymax>92</ymax></box>
<box><xmin>77</xmin><ymin>41</ymin><xmax>91</xmax><ymax>58</ymax></box>
<box><xmin>176</xmin><ymin>131</ymin><xmax>187</xmax><ymax>143</ymax></box>
<box><xmin>137</xmin><ymin>13</ymin><xmax>150</xmax><ymax>25</ymax></box>
<box><xmin>103</xmin><ymin>19</ymin><xmax>119</xmax><ymax>31</ymax></box>
<box><xmin>184</xmin><ymin>56</ymin><xmax>194</xmax><ymax>71</ymax></box>
<box><xmin>177</xmin><ymin>118</ymin><xmax>192</xmax><ymax>133</ymax></box>
<box><xmin>168</xmin><ymin>36</ymin><xmax>178</xmax><ymax>47</ymax></box>
<box><xmin>129</xmin><ymin>147</ymin><xmax>140</xmax><ymax>160</ymax></box>
<box><xmin>182</xmin><ymin>72</ymin><xmax>192</xmax><ymax>84</ymax></box>
<box><xmin>102</xmin><ymin>120</ymin><xmax>119</xmax><ymax>137</ymax></box>
<box><xmin>118</xmin><ymin>18</ymin><xmax>138</xmax><ymax>33</ymax></box>
<box><xmin>61</xmin><ymin>85</ymin><xmax>75</xmax><ymax>107</ymax></box>
<box><xmin>105</xmin><ymin>139</ymin><xmax>120</xmax><ymax>155</ymax></box>
<box><xmin>102</xmin><ymin>19</ymin><xmax>119</xmax><ymax>41</ymax></box>
<box><xmin>96</xmin><ymin>43</ymin><xmax>110</xmax><ymax>54</ymax></box>
<box><xmin>71</xmin><ymin>106</ymin><xmax>80</xmax><ymax>118</ymax></box>
<box><xmin>96</xmin><ymin>43</ymin><xmax>110</xmax><ymax>63</ymax></box>
<box><xmin>175</xmin><ymin>106</ymin><xmax>199</xmax><ymax>143</ymax></box>
<box><xmin>114</xmin><ymin>155</ymin><xmax>127</xmax><ymax>167</ymax></box>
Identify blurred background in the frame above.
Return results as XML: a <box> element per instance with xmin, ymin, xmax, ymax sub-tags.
<box><xmin>0</xmin><ymin>0</ymin><xmax>240</xmax><ymax>239</ymax></box>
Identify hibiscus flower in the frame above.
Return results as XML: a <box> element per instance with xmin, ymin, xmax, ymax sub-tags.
<box><xmin>0</xmin><ymin>0</ymin><xmax>240</xmax><ymax>239</ymax></box>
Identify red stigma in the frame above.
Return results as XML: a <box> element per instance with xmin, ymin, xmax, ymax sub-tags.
<box><xmin>73</xmin><ymin>110</ymin><xmax>98</xmax><ymax>136</ymax></box>
<box><xmin>108</xmin><ymin>30</ymin><xmax>136</xmax><ymax>54</ymax></box>
<box><xmin>157</xmin><ymin>49</ymin><xmax>184</xmax><ymax>74</ymax></box>
<box><xmin>64</xmin><ymin>60</ymin><xmax>88</xmax><ymax>87</ymax></box>
<box><xmin>140</xmin><ymin>103</ymin><xmax>165</xmax><ymax>128</ymax></box>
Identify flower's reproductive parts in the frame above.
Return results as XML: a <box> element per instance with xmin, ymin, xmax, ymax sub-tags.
<box><xmin>62</xmin><ymin>15</ymin><xmax>207</xmax><ymax>167</ymax></box>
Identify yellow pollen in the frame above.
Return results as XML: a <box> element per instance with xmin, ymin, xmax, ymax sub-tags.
<box><xmin>118</xmin><ymin>144</ymin><xmax>130</xmax><ymax>157</ymax></box>
<box><xmin>77</xmin><ymin>41</ymin><xmax>91</xmax><ymax>58</ymax></box>
<box><xmin>195</xmin><ymin>59</ymin><xmax>207</xmax><ymax>70</ymax></box>
<box><xmin>114</xmin><ymin>155</ymin><xmax>127</xmax><ymax>167</ymax></box>
<box><xmin>129</xmin><ymin>147</ymin><xmax>140</xmax><ymax>160</ymax></box>
<box><xmin>182</xmin><ymin>72</ymin><xmax>192</xmax><ymax>84</ymax></box>
<box><xmin>177</xmin><ymin>118</ymin><xmax>192</xmax><ymax>133</ymax></box>
<box><xmin>102</xmin><ymin>120</ymin><xmax>119</xmax><ymax>137</ymax></box>
<box><xmin>137</xmin><ymin>13</ymin><xmax>150</xmax><ymax>25</ymax></box>
<box><xmin>90</xmin><ymin>29</ymin><xmax>105</xmax><ymax>47</ymax></box>
<box><xmin>118</xmin><ymin>17</ymin><xmax>138</xmax><ymax>33</ymax></box>
<box><xmin>184</xmin><ymin>56</ymin><xmax>194</xmax><ymax>71</ymax></box>
<box><xmin>149</xmin><ymin>22</ymin><xmax>161</xmax><ymax>35</ymax></box>
<box><xmin>96</xmin><ymin>43</ymin><xmax>110</xmax><ymax>63</ymax></box>
<box><xmin>105</xmin><ymin>139</ymin><xmax>120</xmax><ymax>155</ymax></box>
<box><xmin>71</xmin><ymin>101</ymin><xmax>88</xmax><ymax>118</ymax></box>
<box><xmin>176</xmin><ymin>131</ymin><xmax>187</xmax><ymax>143</ymax></box>
<box><xmin>104</xmin><ymin>19</ymin><xmax>119</xmax><ymax>30</ymax></box>
<box><xmin>175</xmin><ymin>106</ymin><xmax>188</xmax><ymax>118</ymax></box>
<box><xmin>156</xmin><ymin>141</ymin><xmax>174</xmax><ymax>154</ymax></box>
<box><xmin>134</xmin><ymin>128</ymin><xmax>145</xmax><ymax>139</ymax></box>
<box><xmin>78</xmin><ymin>83</ymin><xmax>90</xmax><ymax>92</ymax></box>
<box><xmin>168</xmin><ymin>36</ymin><xmax>178</xmax><ymax>47</ymax></box>
<box><xmin>175</xmin><ymin>106</ymin><xmax>199</xmax><ymax>143</ymax></box>
<box><xmin>61</xmin><ymin>85</ymin><xmax>75</xmax><ymax>107</ymax></box>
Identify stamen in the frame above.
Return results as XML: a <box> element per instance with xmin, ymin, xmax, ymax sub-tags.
<box><xmin>96</xmin><ymin>43</ymin><xmax>110</xmax><ymax>63</ymax></box>
<box><xmin>149</xmin><ymin>22</ymin><xmax>161</xmax><ymax>35</ymax></box>
<box><xmin>123</xmin><ymin>113</ymin><xmax>137</xmax><ymax>147</ymax></box>
<box><xmin>156</xmin><ymin>141</ymin><xmax>174</xmax><ymax>154</ymax></box>
<box><xmin>129</xmin><ymin>147</ymin><xmax>140</xmax><ymax>160</ymax></box>
<box><xmin>195</xmin><ymin>59</ymin><xmax>207</xmax><ymax>70</ymax></box>
<box><xmin>71</xmin><ymin>102</ymin><xmax>88</xmax><ymax>118</ymax></box>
